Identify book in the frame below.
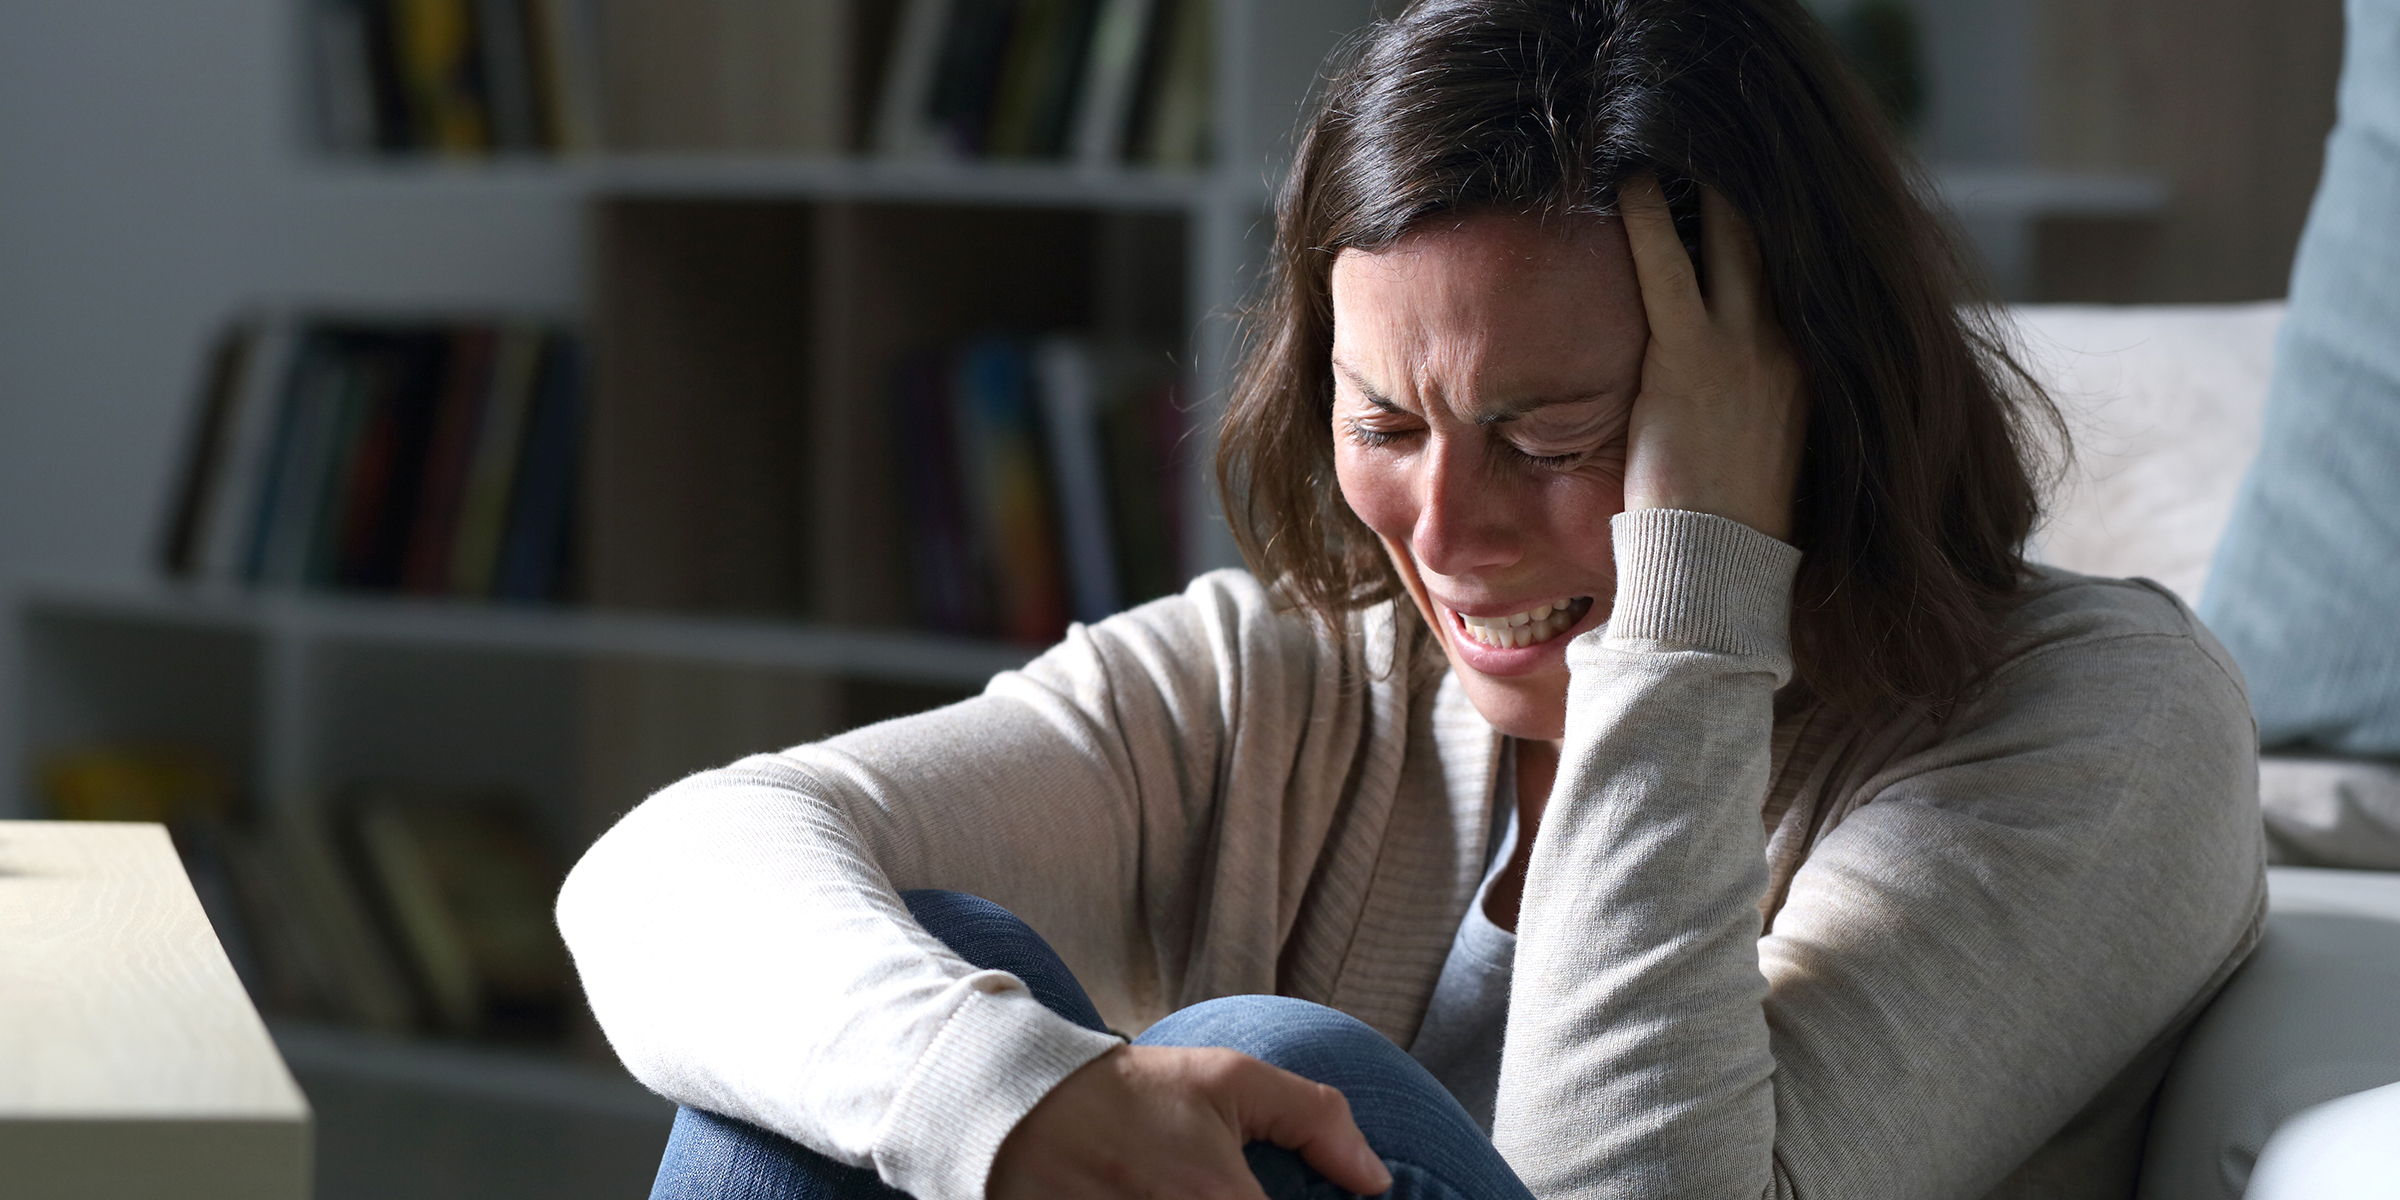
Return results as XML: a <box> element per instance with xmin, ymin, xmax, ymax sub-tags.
<box><xmin>953</xmin><ymin>338</ymin><xmax>1069</xmax><ymax>644</ymax></box>
<box><xmin>40</xmin><ymin>746</ymin><xmax>234</xmax><ymax>825</ymax></box>
<box><xmin>159</xmin><ymin>321</ymin><xmax>260</xmax><ymax>579</ymax></box>
<box><xmin>350</xmin><ymin>789</ymin><xmax>570</xmax><ymax>1036</ymax></box>
<box><xmin>247</xmin><ymin>330</ymin><xmax>357</xmax><ymax>585</ymax></box>
<box><xmin>1033</xmin><ymin>338</ymin><xmax>1121</xmax><ymax>623</ymax></box>
<box><xmin>359</xmin><ymin>0</ymin><xmax>421</xmax><ymax>151</ymax></box>
<box><xmin>448</xmin><ymin>323</ymin><xmax>548</xmax><ymax>596</ymax></box>
<box><xmin>474</xmin><ymin>0</ymin><xmax>546</xmax><ymax>152</ymax></box>
<box><xmin>872</xmin><ymin>0</ymin><xmax>958</xmax><ymax>158</ymax></box>
<box><xmin>984</xmin><ymin>0</ymin><xmax>1104</xmax><ymax>159</ymax></box>
<box><xmin>1129</xmin><ymin>0</ymin><xmax>1210</xmax><ymax>166</ymax></box>
<box><xmin>1070</xmin><ymin>0</ymin><xmax>1157</xmax><ymax>166</ymax></box>
<box><xmin>166</xmin><ymin>314</ymin><xmax>582</xmax><ymax>601</ymax></box>
<box><xmin>720</xmin><ymin>0</ymin><xmax>854</xmax><ymax>153</ymax></box>
<box><xmin>201</xmin><ymin>318</ymin><xmax>302</xmax><ymax>582</ymax></box>
<box><xmin>527</xmin><ymin>0</ymin><xmax>607</xmax><ymax>151</ymax></box>
<box><xmin>330</xmin><ymin>329</ymin><xmax>449</xmax><ymax>590</ymax></box>
<box><xmin>925</xmin><ymin>0</ymin><xmax>1024</xmax><ymax>157</ymax></box>
<box><xmin>274</xmin><ymin>813</ymin><xmax>423</xmax><ymax>1032</ymax></box>
<box><xmin>401</xmin><ymin>327</ymin><xmax>500</xmax><ymax>593</ymax></box>
<box><xmin>307</xmin><ymin>0</ymin><xmax>385</xmax><ymax>152</ymax></box>
<box><xmin>893</xmin><ymin>352</ymin><xmax>983</xmax><ymax>633</ymax></box>
<box><xmin>393</xmin><ymin>0</ymin><xmax>492</xmax><ymax>153</ymax></box>
<box><xmin>1100</xmin><ymin>372</ymin><xmax>1186</xmax><ymax>604</ymax></box>
<box><xmin>493</xmin><ymin>333</ymin><xmax>585</xmax><ymax>602</ymax></box>
<box><xmin>303</xmin><ymin>332</ymin><xmax>389</xmax><ymax>586</ymax></box>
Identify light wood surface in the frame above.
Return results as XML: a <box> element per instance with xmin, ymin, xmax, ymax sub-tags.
<box><xmin>0</xmin><ymin>820</ymin><xmax>310</xmax><ymax>1198</ymax></box>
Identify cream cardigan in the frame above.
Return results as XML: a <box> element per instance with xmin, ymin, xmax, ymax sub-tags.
<box><xmin>558</xmin><ymin>511</ymin><xmax>2265</xmax><ymax>1200</ymax></box>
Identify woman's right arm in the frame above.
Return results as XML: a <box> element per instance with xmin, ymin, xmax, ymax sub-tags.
<box><xmin>556</xmin><ymin>574</ymin><xmax>1382</xmax><ymax>1200</ymax></box>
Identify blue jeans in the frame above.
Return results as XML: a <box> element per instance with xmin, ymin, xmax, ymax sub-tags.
<box><xmin>649</xmin><ymin>891</ymin><xmax>1533</xmax><ymax>1200</ymax></box>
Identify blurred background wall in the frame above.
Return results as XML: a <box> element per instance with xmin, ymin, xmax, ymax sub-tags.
<box><xmin>2026</xmin><ymin>0</ymin><xmax>2344</xmax><ymax>301</ymax></box>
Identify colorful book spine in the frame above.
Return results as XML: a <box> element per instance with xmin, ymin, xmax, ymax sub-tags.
<box><xmin>952</xmin><ymin>338</ymin><xmax>1069</xmax><ymax>644</ymax></box>
<box><xmin>206</xmin><ymin>319</ymin><xmax>302</xmax><ymax>582</ymax></box>
<box><xmin>333</xmin><ymin>330</ymin><xmax>449</xmax><ymax>590</ymax></box>
<box><xmin>473</xmin><ymin>0</ymin><xmax>545</xmax><ymax>152</ymax></box>
<box><xmin>894</xmin><ymin>352</ymin><xmax>983</xmax><ymax>633</ymax></box>
<box><xmin>1071</xmin><ymin>0</ymin><xmax>1157</xmax><ymax>166</ymax></box>
<box><xmin>874</xmin><ymin>0</ymin><xmax>959</xmax><ymax>158</ymax></box>
<box><xmin>175</xmin><ymin>315</ymin><xmax>581</xmax><ymax>602</ymax></box>
<box><xmin>447</xmin><ymin>323</ymin><xmax>548</xmax><ymax>596</ymax></box>
<box><xmin>1034</xmin><ymin>337</ymin><xmax>1121</xmax><ymax>623</ymax></box>
<box><xmin>493</xmin><ymin>333</ymin><xmax>585</xmax><ymax>602</ymax></box>
<box><xmin>401</xmin><ymin>327</ymin><xmax>499</xmax><ymax>593</ymax></box>
<box><xmin>393</xmin><ymin>0</ymin><xmax>492</xmax><ymax>154</ymax></box>
<box><xmin>246</xmin><ymin>331</ymin><xmax>354</xmax><ymax>585</ymax></box>
<box><xmin>159</xmin><ymin>321</ymin><xmax>260</xmax><ymax>579</ymax></box>
<box><xmin>527</xmin><ymin>0</ymin><xmax>607</xmax><ymax>152</ymax></box>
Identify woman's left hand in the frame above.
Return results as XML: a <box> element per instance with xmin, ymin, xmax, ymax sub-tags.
<box><xmin>1615</xmin><ymin>175</ymin><xmax>1809</xmax><ymax>542</ymax></box>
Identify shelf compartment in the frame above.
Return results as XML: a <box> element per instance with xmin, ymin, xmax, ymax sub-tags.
<box><xmin>19</xmin><ymin>584</ymin><xmax>1036</xmax><ymax>688</ymax></box>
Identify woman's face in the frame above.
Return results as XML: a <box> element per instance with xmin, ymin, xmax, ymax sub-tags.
<box><xmin>1330</xmin><ymin>211</ymin><xmax>1650</xmax><ymax>741</ymax></box>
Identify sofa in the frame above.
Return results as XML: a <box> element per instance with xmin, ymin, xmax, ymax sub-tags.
<box><xmin>2010</xmin><ymin>301</ymin><xmax>2400</xmax><ymax>1199</ymax></box>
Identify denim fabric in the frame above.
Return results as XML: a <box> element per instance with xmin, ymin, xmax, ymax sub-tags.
<box><xmin>1142</xmin><ymin>996</ymin><xmax>1535</xmax><ymax>1200</ymax></box>
<box><xmin>2199</xmin><ymin>0</ymin><xmax>2400</xmax><ymax>754</ymax></box>
<box><xmin>650</xmin><ymin>890</ymin><xmax>1531</xmax><ymax>1200</ymax></box>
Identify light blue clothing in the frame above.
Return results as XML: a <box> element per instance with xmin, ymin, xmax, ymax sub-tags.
<box><xmin>1407</xmin><ymin>761</ymin><xmax>1520</xmax><ymax>1134</ymax></box>
<box><xmin>2199</xmin><ymin>0</ymin><xmax>2400</xmax><ymax>754</ymax></box>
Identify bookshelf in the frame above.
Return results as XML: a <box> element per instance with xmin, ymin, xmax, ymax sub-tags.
<box><xmin>9</xmin><ymin>0</ymin><xmax>1385</xmax><ymax>1168</ymax></box>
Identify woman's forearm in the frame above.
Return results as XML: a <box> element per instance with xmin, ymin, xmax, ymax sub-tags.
<box><xmin>1495</xmin><ymin>508</ymin><xmax>1798</xmax><ymax>1198</ymax></box>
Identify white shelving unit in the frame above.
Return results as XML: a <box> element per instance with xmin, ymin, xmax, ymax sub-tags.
<box><xmin>15</xmin><ymin>580</ymin><xmax>1037</xmax><ymax>826</ymax></box>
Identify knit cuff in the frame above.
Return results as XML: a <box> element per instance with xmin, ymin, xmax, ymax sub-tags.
<box><xmin>871</xmin><ymin>976</ymin><xmax>1123</xmax><ymax>1200</ymax></box>
<box><xmin>1603</xmin><ymin>509</ymin><xmax>1802</xmax><ymax>660</ymax></box>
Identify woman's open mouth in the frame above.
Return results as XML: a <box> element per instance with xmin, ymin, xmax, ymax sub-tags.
<box><xmin>1454</xmin><ymin>596</ymin><xmax>1596</xmax><ymax>650</ymax></box>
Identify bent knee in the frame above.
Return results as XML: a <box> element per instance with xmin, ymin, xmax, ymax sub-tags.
<box><xmin>1138</xmin><ymin>995</ymin><xmax>1406</xmax><ymax>1075</ymax></box>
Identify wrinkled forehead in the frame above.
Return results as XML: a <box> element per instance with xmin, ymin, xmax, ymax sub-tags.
<box><xmin>1327</xmin><ymin>210</ymin><xmax>1646</xmax><ymax>412</ymax></box>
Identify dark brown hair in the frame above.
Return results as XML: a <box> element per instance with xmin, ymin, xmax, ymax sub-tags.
<box><xmin>1215</xmin><ymin>0</ymin><xmax>2059</xmax><ymax>719</ymax></box>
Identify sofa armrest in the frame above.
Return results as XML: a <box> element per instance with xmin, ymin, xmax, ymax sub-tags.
<box><xmin>2139</xmin><ymin>868</ymin><xmax>2400</xmax><ymax>1199</ymax></box>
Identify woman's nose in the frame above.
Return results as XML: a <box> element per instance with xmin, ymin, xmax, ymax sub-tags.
<box><xmin>1411</xmin><ymin>436</ymin><xmax>1521</xmax><ymax>578</ymax></box>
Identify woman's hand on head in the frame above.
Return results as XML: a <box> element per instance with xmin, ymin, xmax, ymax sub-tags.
<box><xmin>1617</xmin><ymin>175</ymin><xmax>1809</xmax><ymax>543</ymax></box>
<box><xmin>988</xmin><ymin>1043</ymin><xmax>1391</xmax><ymax>1200</ymax></box>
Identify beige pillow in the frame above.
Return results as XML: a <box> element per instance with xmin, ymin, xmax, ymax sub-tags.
<box><xmin>2006</xmin><ymin>302</ymin><xmax>2284</xmax><ymax>606</ymax></box>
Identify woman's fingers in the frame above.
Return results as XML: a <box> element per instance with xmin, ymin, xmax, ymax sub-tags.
<box><xmin>1222</xmin><ymin>1057</ymin><xmax>1393</xmax><ymax>1196</ymax></box>
<box><xmin>988</xmin><ymin>1045</ymin><xmax>1389</xmax><ymax>1200</ymax></box>
<box><xmin>1700</xmin><ymin>186</ymin><xmax>1765</xmax><ymax>322</ymax></box>
<box><xmin>1617</xmin><ymin>171</ymin><xmax>1808</xmax><ymax>542</ymax></box>
<box><xmin>1617</xmin><ymin>173</ymin><xmax>1704</xmax><ymax>341</ymax></box>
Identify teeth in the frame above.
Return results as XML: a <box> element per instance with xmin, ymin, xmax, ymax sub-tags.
<box><xmin>1456</xmin><ymin>597</ymin><xmax>1589</xmax><ymax>650</ymax></box>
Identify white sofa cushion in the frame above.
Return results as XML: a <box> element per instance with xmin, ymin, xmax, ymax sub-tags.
<box><xmin>2007</xmin><ymin>302</ymin><xmax>2282</xmax><ymax>607</ymax></box>
<box><xmin>2140</xmin><ymin>868</ymin><xmax>2400</xmax><ymax>1199</ymax></box>
<box><xmin>2245</xmin><ymin>1080</ymin><xmax>2400</xmax><ymax>1199</ymax></box>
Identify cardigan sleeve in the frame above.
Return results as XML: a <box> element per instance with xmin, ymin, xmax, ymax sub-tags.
<box><xmin>1494</xmin><ymin>510</ymin><xmax>2265</xmax><ymax>1199</ymax></box>
<box><xmin>556</xmin><ymin>571</ymin><xmax>1340</xmax><ymax>1200</ymax></box>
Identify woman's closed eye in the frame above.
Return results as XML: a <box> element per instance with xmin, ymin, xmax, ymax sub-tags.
<box><xmin>1496</xmin><ymin>403</ymin><xmax>1629</xmax><ymax>471</ymax></box>
<box><xmin>1341</xmin><ymin>414</ymin><xmax>1419</xmax><ymax>449</ymax></box>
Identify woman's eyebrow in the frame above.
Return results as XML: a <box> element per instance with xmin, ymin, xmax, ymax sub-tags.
<box><xmin>1332</xmin><ymin>357</ymin><xmax>1619</xmax><ymax>421</ymax></box>
<box><xmin>1330</xmin><ymin>359</ymin><xmax>1407</xmax><ymax>412</ymax></box>
<box><xmin>1473</xmin><ymin>392</ymin><xmax>1621</xmax><ymax>426</ymax></box>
